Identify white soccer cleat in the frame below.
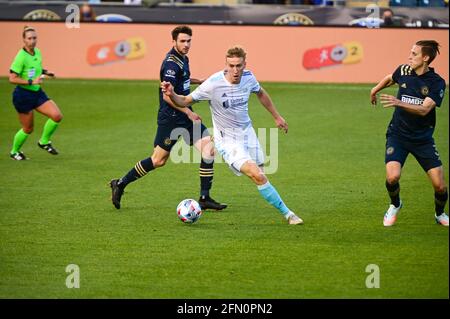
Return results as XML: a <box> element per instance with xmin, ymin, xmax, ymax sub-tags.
<box><xmin>287</xmin><ymin>212</ymin><xmax>304</xmax><ymax>225</ymax></box>
<box><xmin>383</xmin><ymin>201</ymin><xmax>402</xmax><ymax>227</ymax></box>
<box><xmin>435</xmin><ymin>213</ymin><xmax>449</xmax><ymax>227</ymax></box>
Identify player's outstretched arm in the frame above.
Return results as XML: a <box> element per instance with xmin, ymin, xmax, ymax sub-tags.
<box><xmin>163</xmin><ymin>94</ymin><xmax>202</xmax><ymax>122</ymax></box>
<box><xmin>370</xmin><ymin>74</ymin><xmax>395</xmax><ymax>105</ymax></box>
<box><xmin>380</xmin><ymin>95</ymin><xmax>436</xmax><ymax>116</ymax></box>
<box><xmin>256</xmin><ymin>87</ymin><xmax>288</xmax><ymax>133</ymax></box>
<box><xmin>160</xmin><ymin>81</ymin><xmax>194</xmax><ymax>109</ymax></box>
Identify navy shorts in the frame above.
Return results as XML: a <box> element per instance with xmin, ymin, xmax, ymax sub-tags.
<box><xmin>154</xmin><ymin>121</ymin><xmax>210</xmax><ymax>152</ymax></box>
<box><xmin>13</xmin><ymin>86</ymin><xmax>50</xmax><ymax>113</ymax></box>
<box><xmin>385</xmin><ymin>134</ymin><xmax>442</xmax><ymax>172</ymax></box>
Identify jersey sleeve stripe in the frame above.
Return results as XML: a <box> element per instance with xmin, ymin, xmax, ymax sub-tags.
<box><xmin>170</xmin><ymin>54</ymin><xmax>184</xmax><ymax>66</ymax></box>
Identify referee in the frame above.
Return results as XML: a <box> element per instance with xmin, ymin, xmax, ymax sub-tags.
<box><xmin>8</xmin><ymin>26</ymin><xmax>62</xmax><ymax>160</ymax></box>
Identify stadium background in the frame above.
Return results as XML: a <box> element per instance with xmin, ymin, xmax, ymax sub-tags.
<box><xmin>0</xmin><ymin>0</ymin><xmax>449</xmax><ymax>83</ymax></box>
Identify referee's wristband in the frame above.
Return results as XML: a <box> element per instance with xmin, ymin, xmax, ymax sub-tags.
<box><xmin>28</xmin><ymin>79</ymin><xmax>33</xmax><ymax>85</ymax></box>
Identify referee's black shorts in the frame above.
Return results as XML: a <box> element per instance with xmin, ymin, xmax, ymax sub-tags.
<box><xmin>13</xmin><ymin>86</ymin><xmax>49</xmax><ymax>113</ymax></box>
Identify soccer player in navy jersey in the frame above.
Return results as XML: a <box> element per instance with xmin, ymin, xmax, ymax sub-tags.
<box><xmin>110</xmin><ymin>26</ymin><xmax>227</xmax><ymax>211</ymax></box>
<box><xmin>370</xmin><ymin>40</ymin><xmax>448</xmax><ymax>226</ymax></box>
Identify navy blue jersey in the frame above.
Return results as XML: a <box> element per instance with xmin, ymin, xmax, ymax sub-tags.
<box><xmin>158</xmin><ymin>48</ymin><xmax>193</xmax><ymax>125</ymax></box>
<box><xmin>388</xmin><ymin>64</ymin><xmax>446</xmax><ymax>142</ymax></box>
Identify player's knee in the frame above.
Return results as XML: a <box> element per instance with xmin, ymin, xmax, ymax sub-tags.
<box><xmin>250</xmin><ymin>171</ymin><xmax>267</xmax><ymax>185</ymax></box>
<box><xmin>23</xmin><ymin>126</ymin><xmax>33</xmax><ymax>134</ymax></box>
<box><xmin>255</xmin><ymin>173</ymin><xmax>267</xmax><ymax>185</ymax></box>
<box><xmin>386</xmin><ymin>173</ymin><xmax>400</xmax><ymax>185</ymax></box>
<box><xmin>52</xmin><ymin>112</ymin><xmax>63</xmax><ymax>123</ymax></box>
<box><xmin>435</xmin><ymin>184</ymin><xmax>447</xmax><ymax>194</ymax></box>
<box><xmin>151</xmin><ymin>157</ymin><xmax>167</xmax><ymax>168</ymax></box>
<box><xmin>200</xmin><ymin>143</ymin><xmax>215</xmax><ymax>159</ymax></box>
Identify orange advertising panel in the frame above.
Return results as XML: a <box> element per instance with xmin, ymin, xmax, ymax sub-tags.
<box><xmin>0</xmin><ymin>22</ymin><xmax>448</xmax><ymax>83</ymax></box>
<box><xmin>86</xmin><ymin>37</ymin><xmax>146</xmax><ymax>65</ymax></box>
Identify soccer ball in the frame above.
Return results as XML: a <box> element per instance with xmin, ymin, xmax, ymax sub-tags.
<box><xmin>176</xmin><ymin>199</ymin><xmax>202</xmax><ymax>224</ymax></box>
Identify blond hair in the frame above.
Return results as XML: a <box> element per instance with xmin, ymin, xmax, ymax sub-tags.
<box><xmin>22</xmin><ymin>26</ymin><xmax>35</xmax><ymax>38</ymax></box>
<box><xmin>226</xmin><ymin>46</ymin><xmax>247</xmax><ymax>60</ymax></box>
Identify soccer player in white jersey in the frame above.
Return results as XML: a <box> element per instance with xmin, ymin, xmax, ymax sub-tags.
<box><xmin>161</xmin><ymin>46</ymin><xmax>303</xmax><ymax>225</ymax></box>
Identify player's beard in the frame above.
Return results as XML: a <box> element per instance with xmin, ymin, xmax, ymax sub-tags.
<box><xmin>175</xmin><ymin>44</ymin><xmax>189</xmax><ymax>56</ymax></box>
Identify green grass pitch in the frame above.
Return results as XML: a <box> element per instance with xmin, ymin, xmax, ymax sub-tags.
<box><xmin>0</xmin><ymin>78</ymin><xmax>448</xmax><ymax>298</ymax></box>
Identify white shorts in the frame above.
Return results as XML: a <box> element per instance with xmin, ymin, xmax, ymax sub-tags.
<box><xmin>214</xmin><ymin>126</ymin><xmax>265</xmax><ymax>176</ymax></box>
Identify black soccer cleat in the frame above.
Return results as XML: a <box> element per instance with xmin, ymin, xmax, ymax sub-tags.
<box><xmin>38</xmin><ymin>142</ymin><xmax>58</xmax><ymax>155</ymax></box>
<box><xmin>110</xmin><ymin>179</ymin><xmax>124</xmax><ymax>209</ymax></box>
<box><xmin>198</xmin><ymin>196</ymin><xmax>227</xmax><ymax>211</ymax></box>
<box><xmin>10</xmin><ymin>151</ymin><xmax>28</xmax><ymax>161</ymax></box>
